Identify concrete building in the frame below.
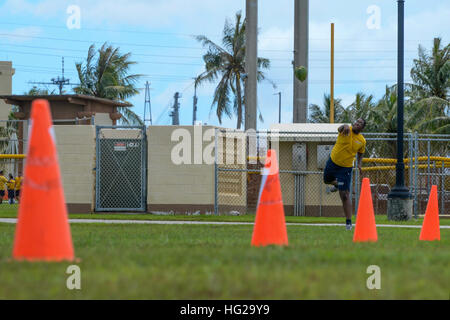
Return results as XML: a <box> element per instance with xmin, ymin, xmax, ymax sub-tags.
<box><xmin>0</xmin><ymin>94</ymin><xmax>131</xmax><ymax>154</ymax></box>
<box><xmin>0</xmin><ymin>94</ymin><xmax>130</xmax><ymax>126</ymax></box>
<box><xmin>270</xmin><ymin>123</ymin><xmax>343</xmax><ymax>216</ymax></box>
<box><xmin>0</xmin><ymin>62</ymin><xmax>15</xmax><ymax>127</ymax></box>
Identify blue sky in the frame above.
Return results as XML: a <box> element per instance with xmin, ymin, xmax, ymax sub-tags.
<box><xmin>0</xmin><ymin>0</ymin><xmax>449</xmax><ymax>129</ymax></box>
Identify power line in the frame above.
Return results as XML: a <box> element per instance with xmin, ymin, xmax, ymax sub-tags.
<box><xmin>27</xmin><ymin>57</ymin><xmax>78</xmax><ymax>94</ymax></box>
<box><xmin>0</xmin><ymin>21</ymin><xmax>440</xmax><ymax>42</ymax></box>
<box><xmin>1</xmin><ymin>43</ymin><xmax>423</xmax><ymax>62</ymax></box>
<box><xmin>2</xmin><ymin>49</ymin><xmax>419</xmax><ymax>68</ymax></box>
<box><xmin>0</xmin><ymin>33</ymin><xmax>420</xmax><ymax>53</ymax></box>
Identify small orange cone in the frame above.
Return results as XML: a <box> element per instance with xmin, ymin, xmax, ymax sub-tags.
<box><xmin>12</xmin><ymin>99</ymin><xmax>74</xmax><ymax>261</ymax></box>
<box><xmin>419</xmin><ymin>185</ymin><xmax>440</xmax><ymax>241</ymax></box>
<box><xmin>353</xmin><ymin>178</ymin><xmax>377</xmax><ymax>242</ymax></box>
<box><xmin>251</xmin><ymin>149</ymin><xmax>288</xmax><ymax>247</ymax></box>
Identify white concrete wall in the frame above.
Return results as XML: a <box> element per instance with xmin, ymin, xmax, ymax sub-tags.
<box><xmin>93</xmin><ymin>113</ymin><xmax>112</xmax><ymax>126</ymax></box>
<box><xmin>54</xmin><ymin>125</ymin><xmax>96</xmax><ymax>211</ymax></box>
<box><xmin>0</xmin><ymin>62</ymin><xmax>14</xmax><ymax>127</ymax></box>
<box><xmin>147</xmin><ymin>125</ymin><xmax>216</xmax><ymax>208</ymax></box>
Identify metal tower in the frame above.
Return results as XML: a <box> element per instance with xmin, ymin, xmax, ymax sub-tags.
<box><xmin>143</xmin><ymin>81</ymin><xmax>153</xmax><ymax>125</ymax></box>
<box><xmin>170</xmin><ymin>92</ymin><xmax>181</xmax><ymax>125</ymax></box>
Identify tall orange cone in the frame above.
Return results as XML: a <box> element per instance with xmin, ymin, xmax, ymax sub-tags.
<box><xmin>419</xmin><ymin>185</ymin><xmax>440</xmax><ymax>241</ymax></box>
<box><xmin>251</xmin><ymin>149</ymin><xmax>288</xmax><ymax>246</ymax></box>
<box><xmin>12</xmin><ymin>99</ymin><xmax>74</xmax><ymax>261</ymax></box>
<box><xmin>353</xmin><ymin>178</ymin><xmax>377</xmax><ymax>242</ymax></box>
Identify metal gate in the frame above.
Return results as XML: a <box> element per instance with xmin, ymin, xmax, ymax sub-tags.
<box><xmin>95</xmin><ymin>126</ymin><xmax>147</xmax><ymax>212</ymax></box>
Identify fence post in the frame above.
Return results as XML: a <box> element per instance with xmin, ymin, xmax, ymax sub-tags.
<box><xmin>427</xmin><ymin>139</ymin><xmax>431</xmax><ymax>191</ymax></box>
<box><xmin>214</xmin><ymin>128</ymin><xmax>219</xmax><ymax>216</ymax></box>
<box><xmin>441</xmin><ymin>161</ymin><xmax>444</xmax><ymax>216</ymax></box>
<box><xmin>354</xmin><ymin>164</ymin><xmax>359</xmax><ymax>217</ymax></box>
<box><xmin>413</xmin><ymin>132</ymin><xmax>419</xmax><ymax>219</ymax></box>
<box><xmin>408</xmin><ymin>133</ymin><xmax>413</xmax><ymax>191</ymax></box>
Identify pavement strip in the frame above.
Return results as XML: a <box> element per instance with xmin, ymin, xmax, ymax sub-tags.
<box><xmin>0</xmin><ymin>218</ymin><xmax>449</xmax><ymax>229</ymax></box>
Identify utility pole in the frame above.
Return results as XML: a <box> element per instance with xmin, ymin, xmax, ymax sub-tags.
<box><xmin>245</xmin><ymin>0</ymin><xmax>258</xmax><ymax>131</ymax></box>
<box><xmin>387</xmin><ymin>0</ymin><xmax>412</xmax><ymax>221</ymax></box>
<box><xmin>274</xmin><ymin>92</ymin><xmax>282</xmax><ymax>123</ymax></box>
<box><xmin>170</xmin><ymin>92</ymin><xmax>181</xmax><ymax>125</ymax></box>
<box><xmin>192</xmin><ymin>77</ymin><xmax>199</xmax><ymax>125</ymax></box>
<box><xmin>29</xmin><ymin>57</ymin><xmax>77</xmax><ymax>94</ymax></box>
<box><xmin>293</xmin><ymin>0</ymin><xmax>309</xmax><ymax>123</ymax></box>
<box><xmin>143</xmin><ymin>81</ymin><xmax>153</xmax><ymax>125</ymax></box>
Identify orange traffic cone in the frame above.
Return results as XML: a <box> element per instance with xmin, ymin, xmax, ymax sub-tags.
<box><xmin>419</xmin><ymin>185</ymin><xmax>440</xmax><ymax>241</ymax></box>
<box><xmin>12</xmin><ymin>99</ymin><xmax>74</xmax><ymax>261</ymax></box>
<box><xmin>251</xmin><ymin>149</ymin><xmax>288</xmax><ymax>247</ymax></box>
<box><xmin>353</xmin><ymin>178</ymin><xmax>377</xmax><ymax>242</ymax></box>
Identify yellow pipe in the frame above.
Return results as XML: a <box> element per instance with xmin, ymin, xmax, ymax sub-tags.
<box><xmin>0</xmin><ymin>154</ymin><xmax>26</xmax><ymax>159</ymax></box>
<box><xmin>362</xmin><ymin>163</ymin><xmax>449</xmax><ymax>172</ymax></box>
<box><xmin>363</xmin><ymin>156</ymin><xmax>450</xmax><ymax>164</ymax></box>
<box><xmin>247</xmin><ymin>156</ymin><xmax>265</xmax><ymax>161</ymax></box>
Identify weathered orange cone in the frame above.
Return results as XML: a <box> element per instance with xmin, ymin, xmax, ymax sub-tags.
<box><xmin>419</xmin><ymin>185</ymin><xmax>440</xmax><ymax>241</ymax></box>
<box><xmin>353</xmin><ymin>178</ymin><xmax>377</xmax><ymax>242</ymax></box>
<box><xmin>251</xmin><ymin>149</ymin><xmax>288</xmax><ymax>247</ymax></box>
<box><xmin>12</xmin><ymin>99</ymin><xmax>74</xmax><ymax>261</ymax></box>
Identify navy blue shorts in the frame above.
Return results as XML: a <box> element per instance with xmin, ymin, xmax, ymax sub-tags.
<box><xmin>323</xmin><ymin>158</ymin><xmax>353</xmax><ymax>191</ymax></box>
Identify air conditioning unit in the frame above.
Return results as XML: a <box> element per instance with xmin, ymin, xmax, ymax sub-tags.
<box><xmin>292</xmin><ymin>143</ymin><xmax>307</xmax><ymax>171</ymax></box>
<box><xmin>317</xmin><ymin>145</ymin><xmax>333</xmax><ymax>169</ymax></box>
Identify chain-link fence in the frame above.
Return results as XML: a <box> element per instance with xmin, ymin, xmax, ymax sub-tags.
<box><xmin>215</xmin><ymin>129</ymin><xmax>449</xmax><ymax>218</ymax></box>
<box><xmin>95</xmin><ymin>126</ymin><xmax>147</xmax><ymax>212</ymax></box>
<box><xmin>1</xmin><ymin>120</ymin><xmax>26</xmax><ymax>204</ymax></box>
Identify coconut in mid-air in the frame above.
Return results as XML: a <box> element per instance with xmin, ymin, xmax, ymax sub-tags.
<box><xmin>294</xmin><ymin>66</ymin><xmax>307</xmax><ymax>82</ymax></box>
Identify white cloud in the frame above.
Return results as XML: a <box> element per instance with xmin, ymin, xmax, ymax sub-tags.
<box><xmin>0</xmin><ymin>26</ymin><xmax>43</xmax><ymax>43</ymax></box>
<box><xmin>1</xmin><ymin>0</ymin><xmax>64</xmax><ymax>16</ymax></box>
<box><xmin>259</xmin><ymin>26</ymin><xmax>293</xmax><ymax>52</ymax></box>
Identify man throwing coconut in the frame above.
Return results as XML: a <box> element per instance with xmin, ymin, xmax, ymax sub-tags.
<box><xmin>323</xmin><ymin>118</ymin><xmax>366</xmax><ymax>230</ymax></box>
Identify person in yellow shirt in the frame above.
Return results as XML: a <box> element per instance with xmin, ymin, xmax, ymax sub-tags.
<box><xmin>0</xmin><ymin>171</ymin><xmax>7</xmax><ymax>204</ymax></box>
<box><xmin>15</xmin><ymin>174</ymin><xmax>23</xmax><ymax>203</ymax></box>
<box><xmin>323</xmin><ymin>118</ymin><xmax>366</xmax><ymax>230</ymax></box>
<box><xmin>6</xmin><ymin>174</ymin><xmax>15</xmax><ymax>205</ymax></box>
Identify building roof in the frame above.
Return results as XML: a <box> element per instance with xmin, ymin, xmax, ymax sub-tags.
<box><xmin>269</xmin><ymin>123</ymin><xmax>346</xmax><ymax>142</ymax></box>
<box><xmin>270</xmin><ymin>123</ymin><xmax>345</xmax><ymax>132</ymax></box>
<box><xmin>0</xmin><ymin>94</ymin><xmax>132</xmax><ymax>107</ymax></box>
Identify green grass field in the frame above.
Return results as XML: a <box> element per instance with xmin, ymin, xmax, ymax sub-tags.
<box><xmin>1</xmin><ymin>204</ymin><xmax>450</xmax><ymax>225</ymax></box>
<box><xmin>0</xmin><ymin>205</ymin><xmax>449</xmax><ymax>299</ymax></box>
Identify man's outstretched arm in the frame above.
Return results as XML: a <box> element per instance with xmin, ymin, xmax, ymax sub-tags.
<box><xmin>338</xmin><ymin>124</ymin><xmax>350</xmax><ymax>135</ymax></box>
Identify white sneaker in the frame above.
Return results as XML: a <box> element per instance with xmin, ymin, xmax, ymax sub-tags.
<box><xmin>346</xmin><ymin>224</ymin><xmax>352</xmax><ymax>231</ymax></box>
<box><xmin>326</xmin><ymin>186</ymin><xmax>338</xmax><ymax>194</ymax></box>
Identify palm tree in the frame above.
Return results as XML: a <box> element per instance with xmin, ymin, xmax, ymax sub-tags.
<box><xmin>346</xmin><ymin>92</ymin><xmax>376</xmax><ymax>131</ymax></box>
<box><xmin>369</xmin><ymin>85</ymin><xmax>417</xmax><ymax>158</ymax></box>
<box><xmin>406</xmin><ymin>96</ymin><xmax>449</xmax><ymax>134</ymax></box>
<box><xmin>410</xmin><ymin>38</ymin><xmax>449</xmax><ymax>101</ymax></box>
<box><xmin>26</xmin><ymin>86</ymin><xmax>54</xmax><ymax>95</ymax></box>
<box><xmin>371</xmin><ymin>86</ymin><xmax>398</xmax><ymax>132</ymax></box>
<box><xmin>407</xmin><ymin>38</ymin><xmax>450</xmax><ymax>134</ymax></box>
<box><xmin>195</xmin><ymin>11</ymin><xmax>272</xmax><ymax>129</ymax></box>
<box><xmin>308</xmin><ymin>94</ymin><xmax>348</xmax><ymax>123</ymax></box>
<box><xmin>74</xmin><ymin>43</ymin><xmax>143</xmax><ymax>125</ymax></box>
